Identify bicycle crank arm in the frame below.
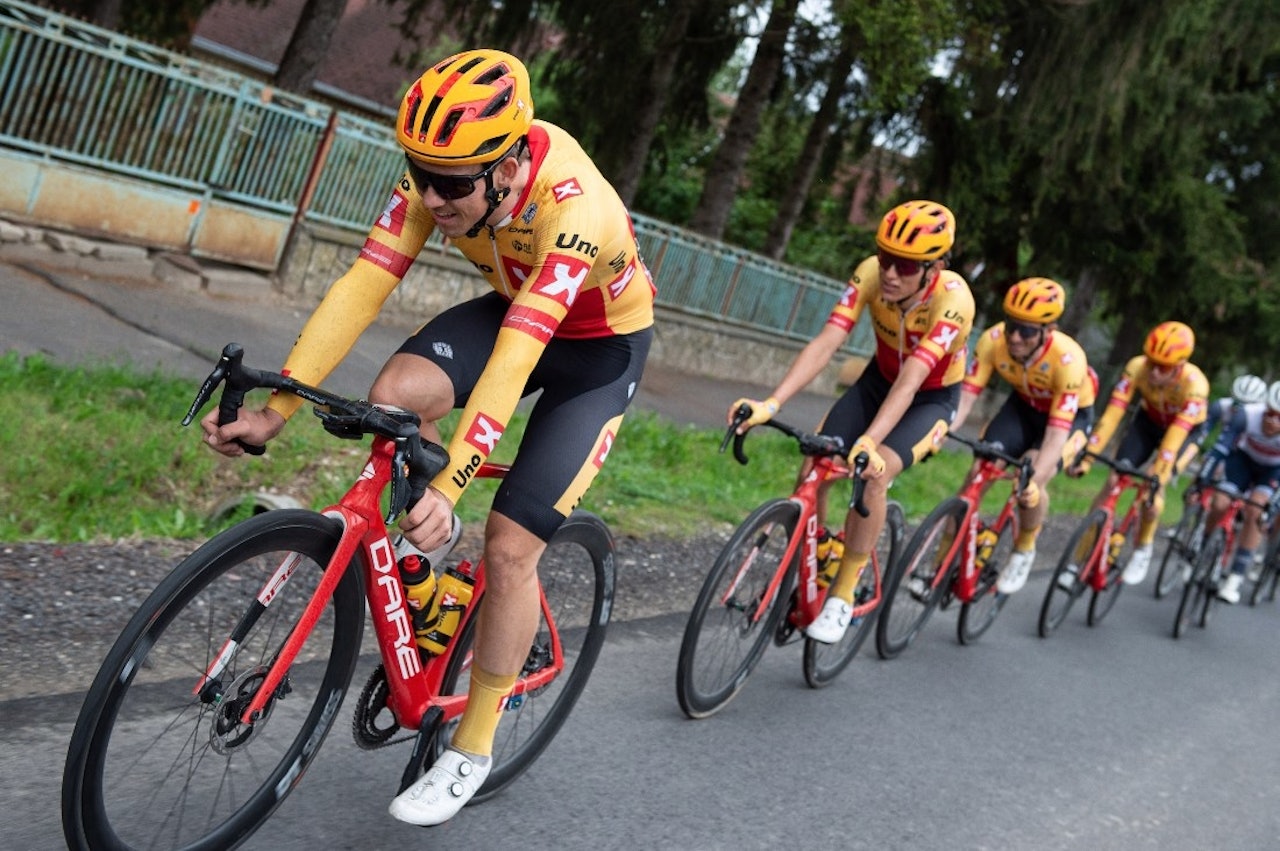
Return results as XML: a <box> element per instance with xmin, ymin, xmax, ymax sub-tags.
<box><xmin>398</xmin><ymin>706</ymin><xmax>445</xmax><ymax>794</ymax></box>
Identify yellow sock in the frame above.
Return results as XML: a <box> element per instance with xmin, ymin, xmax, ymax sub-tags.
<box><xmin>450</xmin><ymin>666</ymin><xmax>517</xmax><ymax>758</ymax></box>
<box><xmin>1015</xmin><ymin>526</ymin><xmax>1041</xmax><ymax>552</ymax></box>
<box><xmin>829</xmin><ymin>552</ymin><xmax>871</xmax><ymax>605</ymax></box>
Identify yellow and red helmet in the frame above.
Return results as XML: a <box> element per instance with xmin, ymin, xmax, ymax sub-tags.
<box><xmin>875</xmin><ymin>200</ymin><xmax>955</xmax><ymax>261</ymax></box>
<box><xmin>1143</xmin><ymin>321</ymin><xmax>1195</xmax><ymax>367</ymax></box>
<box><xmin>1003</xmin><ymin>277</ymin><xmax>1065</xmax><ymax>324</ymax></box>
<box><xmin>397</xmin><ymin>49</ymin><xmax>533</xmax><ymax>166</ymax></box>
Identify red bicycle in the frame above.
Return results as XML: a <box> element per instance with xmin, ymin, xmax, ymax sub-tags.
<box><xmin>62</xmin><ymin>344</ymin><xmax>614</xmax><ymax>850</ymax></box>
<box><xmin>1038</xmin><ymin>451</ymin><xmax>1160</xmax><ymax>636</ymax></box>
<box><xmin>675</xmin><ymin>410</ymin><xmax>904</xmax><ymax>718</ymax></box>
<box><xmin>875</xmin><ymin>433</ymin><xmax>1033</xmax><ymax>658</ymax></box>
<box><xmin>1174</xmin><ymin>481</ymin><xmax>1271</xmax><ymax>638</ymax></box>
<box><xmin>1153</xmin><ymin>476</ymin><xmax>1215</xmax><ymax>598</ymax></box>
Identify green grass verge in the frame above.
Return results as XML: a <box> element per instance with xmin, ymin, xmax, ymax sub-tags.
<box><xmin>0</xmin><ymin>351</ymin><xmax>1171</xmax><ymax>542</ymax></box>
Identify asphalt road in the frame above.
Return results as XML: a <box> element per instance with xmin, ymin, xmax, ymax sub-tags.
<box><xmin>11</xmin><ymin>580</ymin><xmax>1280</xmax><ymax>850</ymax></box>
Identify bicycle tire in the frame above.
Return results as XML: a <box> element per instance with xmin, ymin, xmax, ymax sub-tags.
<box><xmin>1038</xmin><ymin>509</ymin><xmax>1104</xmax><ymax>637</ymax></box>
<box><xmin>433</xmin><ymin>510</ymin><xmax>614</xmax><ymax>801</ymax></box>
<box><xmin>1088</xmin><ymin>528</ymin><xmax>1128</xmax><ymax>627</ymax></box>
<box><xmin>1174</xmin><ymin>529</ymin><xmax>1222</xmax><ymax>639</ymax></box>
<box><xmin>1155</xmin><ymin>501</ymin><xmax>1204</xmax><ymax>599</ymax></box>
<box><xmin>957</xmin><ymin>513</ymin><xmax>1015</xmax><ymax>645</ymax></box>
<box><xmin>875</xmin><ymin>497</ymin><xmax>967</xmax><ymax>659</ymax></box>
<box><xmin>675</xmin><ymin>498</ymin><xmax>799</xmax><ymax>719</ymax></box>
<box><xmin>1249</xmin><ymin>535</ymin><xmax>1280</xmax><ymax>606</ymax></box>
<box><xmin>62</xmin><ymin>510</ymin><xmax>363</xmax><ymax>851</ymax></box>
<box><xmin>803</xmin><ymin>500</ymin><xmax>904</xmax><ymax>687</ymax></box>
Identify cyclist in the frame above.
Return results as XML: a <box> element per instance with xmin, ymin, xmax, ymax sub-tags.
<box><xmin>949</xmin><ymin>277</ymin><xmax>1096</xmax><ymax>595</ymax></box>
<box><xmin>1185</xmin><ymin>374</ymin><xmax>1268</xmax><ymax>480</ymax></box>
<box><xmin>1200</xmin><ymin>380</ymin><xmax>1280</xmax><ymax>603</ymax></box>
<box><xmin>729</xmin><ymin>200</ymin><xmax>975</xmax><ymax>643</ymax></box>
<box><xmin>201</xmin><ymin>49</ymin><xmax>654</xmax><ymax>825</ymax></box>
<box><xmin>1066</xmin><ymin>321</ymin><xmax>1208</xmax><ymax>585</ymax></box>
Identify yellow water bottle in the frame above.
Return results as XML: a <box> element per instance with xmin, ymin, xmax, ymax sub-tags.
<box><xmin>816</xmin><ymin>529</ymin><xmax>844</xmax><ymax>590</ymax></box>
<box><xmin>396</xmin><ymin>542</ymin><xmax>438</xmax><ymax>653</ymax></box>
<box><xmin>975</xmin><ymin>528</ymin><xmax>998</xmax><ymax>567</ymax></box>
<box><xmin>1107</xmin><ymin>532</ymin><xmax>1125</xmax><ymax>566</ymax></box>
<box><xmin>419</xmin><ymin>561</ymin><xmax>477</xmax><ymax>656</ymax></box>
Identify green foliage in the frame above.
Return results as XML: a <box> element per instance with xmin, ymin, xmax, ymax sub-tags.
<box><xmin>0</xmin><ymin>355</ymin><xmax>1126</xmax><ymax>543</ymax></box>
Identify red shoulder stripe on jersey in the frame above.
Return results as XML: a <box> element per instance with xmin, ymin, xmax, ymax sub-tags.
<box><xmin>502</xmin><ymin>304</ymin><xmax>559</xmax><ymax>344</ymax></box>
<box><xmin>359</xmin><ymin>237</ymin><xmax>414</xmax><ymax>278</ymax></box>
<box><xmin>827</xmin><ymin>313</ymin><xmax>855</xmax><ymax>332</ymax></box>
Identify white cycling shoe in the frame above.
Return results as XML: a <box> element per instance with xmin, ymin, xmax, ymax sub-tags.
<box><xmin>1121</xmin><ymin>544</ymin><xmax>1153</xmax><ymax>585</ymax></box>
<box><xmin>805</xmin><ymin>597</ymin><xmax>854</xmax><ymax>644</ymax></box>
<box><xmin>388</xmin><ymin>748</ymin><xmax>491</xmax><ymax>826</ymax></box>
<box><xmin>997</xmin><ymin>549</ymin><xmax>1035</xmax><ymax>594</ymax></box>
<box><xmin>1217</xmin><ymin>573</ymin><xmax>1243</xmax><ymax>605</ymax></box>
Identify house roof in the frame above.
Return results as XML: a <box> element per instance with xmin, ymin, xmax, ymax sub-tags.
<box><xmin>192</xmin><ymin>0</ymin><xmax>436</xmax><ymax>116</ymax></box>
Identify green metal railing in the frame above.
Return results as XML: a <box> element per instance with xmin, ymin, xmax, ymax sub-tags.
<box><xmin>0</xmin><ymin>0</ymin><xmax>869</xmax><ymax>353</ymax></box>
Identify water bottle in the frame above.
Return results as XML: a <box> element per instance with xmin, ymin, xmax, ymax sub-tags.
<box><xmin>396</xmin><ymin>538</ymin><xmax>438</xmax><ymax>650</ymax></box>
<box><xmin>419</xmin><ymin>561</ymin><xmax>477</xmax><ymax>656</ymax></box>
<box><xmin>816</xmin><ymin>529</ymin><xmax>844</xmax><ymax>589</ymax></box>
<box><xmin>1107</xmin><ymin>532</ymin><xmax>1125</xmax><ymax>566</ymax></box>
<box><xmin>974</xmin><ymin>528</ymin><xmax>998</xmax><ymax>568</ymax></box>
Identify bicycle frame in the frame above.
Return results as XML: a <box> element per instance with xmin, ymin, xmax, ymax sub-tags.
<box><xmin>1078</xmin><ymin>468</ymin><xmax>1155</xmax><ymax>591</ymax></box>
<box><xmin>938</xmin><ymin>455</ymin><xmax>1022</xmax><ymax>603</ymax></box>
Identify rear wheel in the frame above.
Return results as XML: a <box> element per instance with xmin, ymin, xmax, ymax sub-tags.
<box><xmin>676</xmin><ymin>499</ymin><xmax>798</xmax><ymax>718</ymax></box>
<box><xmin>1156</xmin><ymin>498</ymin><xmax>1204</xmax><ymax>598</ymax></box>
<box><xmin>875</xmin><ymin>497</ymin><xmax>967</xmax><ymax>659</ymax></box>
<box><xmin>436</xmin><ymin>510</ymin><xmax>613</xmax><ymax>800</ymax></box>
<box><xmin>63</xmin><ymin>511</ymin><xmax>363</xmax><ymax>851</ymax></box>
<box><xmin>803</xmin><ymin>501</ymin><xmax>904</xmax><ymax>687</ymax></box>
<box><xmin>1039</xmin><ymin>510</ymin><xmax>1104</xmax><ymax>637</ymax></box>
<box><xmin>1249</xmin><ymin>534</ymin><xmax>1280</xmax><ymax>606</ymax></box>
<box><xmin>957</xmin><ymin>514</ymin><xmax>1015</xmax><ymax>645</ymax></box>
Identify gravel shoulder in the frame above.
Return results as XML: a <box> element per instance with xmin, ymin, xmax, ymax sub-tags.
<box><xmin>1</xmin><ymin>516</ymin><xmax>1077</xmax><ymax>703</ymax></box>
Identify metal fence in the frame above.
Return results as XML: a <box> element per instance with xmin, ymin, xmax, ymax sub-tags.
<box><xmin>0</xmin><ymin>0</ymin><xmax>869</xmax><ymax>353</ymax></box>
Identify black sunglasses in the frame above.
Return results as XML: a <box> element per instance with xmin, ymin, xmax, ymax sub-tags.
<box><xmin>404</xmin><ymin>154</ymin><xmax>501</xmax><ymax>201</ymax></box>
<box><xmin>1005</xmin><ymin>318</ymin><xmax>1045</xmax><ymax>339</ymax></box>
<box><xmin>876</xmin><ymin>249</ymin><xmax>929</xmax><ymax>277</ymax></box>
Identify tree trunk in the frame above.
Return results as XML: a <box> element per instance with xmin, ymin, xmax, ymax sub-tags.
<box><xmin>612</xmin><ymin>0</ymin><xmax>699</xmax><ymax>206</ymax></box>
<box><xmin>762</xmin><ymin>24</ymin><xmax>858</xmax><ymax>259</ymax></box>
<box><xmin>688</xmin><ymin>0</ymin><xmax>799</xmax><ymax>239</ymax></box>
<box><xmin>87</xmin><ymin>0</ymin><xmax>123</xmax><ymax>29</ymax></box>
<box><xmin>273</xmin><ymin>0</ymin><xmax>348</xmax><ymax>95</ymax></box>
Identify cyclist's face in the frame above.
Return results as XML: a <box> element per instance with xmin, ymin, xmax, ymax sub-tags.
<box><xmin>878</xmin><ymin>252</ymin><xmax>931</xmax><ymax>303</ymax></box>
<box><xmin>406</xmin><ymin>156</ymin><xmax>506</xmax><ymax>238</ymax></box>
<box><xmin>1147</xmin><ymin>362</ymin><xmax>1179</xmax><ymax>387</ymax></box>
<box><xmin>1264</xmin><ymin>409</ymin><xmax>1280</xmax><ymax>436</ymax></box>
<box><xmin>1004</xmin><ymin>318</ymin><xmax>1046</xmax><ymax>363</ymax></box>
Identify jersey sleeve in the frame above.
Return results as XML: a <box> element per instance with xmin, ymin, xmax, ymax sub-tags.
<box><xmin>1087</xmin><ymin>356</ymin><xmax>1143</xmax><ymax>454</ymax></box>
<box><xmin>267</xmin><ymin>179</ymin><xmax>433</xmax><ymax>419</ymax></box>
<box><xmin>962</xmin><ymin>324</ymin><xmax>999</xmax><ymax>396</ymax></box>
<box><xmin>825</xmin><ymin>256</ymin><xmax>876</xmax><ymax>333</ymax></box>
<box><xmin>1154</xmin><ymin>367</ymin><xmax>1210</xmax><ymax>470</ymax></box>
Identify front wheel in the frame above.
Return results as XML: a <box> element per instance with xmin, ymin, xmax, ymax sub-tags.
<box><xmin>1156</xmin><ymin>500</ymin><xmax>1204</xmax><ymax>598</ymax></box>
<box><xmin>876</xmin><ymin>497</ymin><xmax>968</xmax><ymax>660</ymax></box>
<box><xmin>63</xmin><ymin>510</ymin><xmax>364</xmax><ymax>851</ymax></box>
<box><xmin>1088</xmin><ymin>530</ymin><xmax>1129</xmax><ymax>627</ymax></box>
<box><xmin>1174</xmin><ymin>529</ymin><xmax>1223</xmax><ymax>639</ymax></box>
<box><xmin>676</xmin><ymin>499</ymin><xmax>799</xmax><ymax>718</ymax></box>
<box><xmin>803</xmin><ymin>501</ymin><xmax>905</xmax><ymax>688</ymax></box>
<box><xmin>1040</xmin><ymin>509</ymin><xmax>1105</xmax><ymax>637</ymax></box>
<box><xmin>436</xmin><ymin>510</ymin><xmax>614</xmax><ymax>801</ymax></box>
<box><xmin>957</xmin><ymin>513</ymin><xmax>1016</xmax><ymax>645</ymax></box>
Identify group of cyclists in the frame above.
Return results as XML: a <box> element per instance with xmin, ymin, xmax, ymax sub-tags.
<box><xmin>197</xmin><ymin>44</ymin><xmax>1280</xmax><ymax>827</ymax></box>
<box><xmin>733</xmin><ymin>199</ymin><xmax>1280</xmax><ymax>640</ymax></box>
